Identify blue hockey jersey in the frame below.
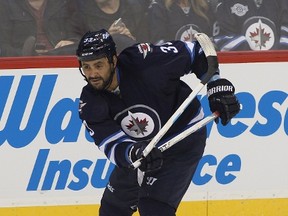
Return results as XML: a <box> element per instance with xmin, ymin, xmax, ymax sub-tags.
<box><xmin>79</xmin><ymin>40</ymin><xmax>212</xmax><ymax>167</ymax></box>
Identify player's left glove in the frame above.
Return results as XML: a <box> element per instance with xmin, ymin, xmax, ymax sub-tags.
<box><xmin>207</xmin><ymin>78</ymin><xmax>240</xmax><ymax>126</ymax></box>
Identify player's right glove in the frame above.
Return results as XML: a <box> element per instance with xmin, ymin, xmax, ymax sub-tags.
<box><xmin>128</xmin><ymin>141</ymin><xmax>163</xmax><ymax>172</ymax></box>
<box><xmin>207</xmin><ymin>78</ymin><xmax>240</xmax><ymax>126</ymax></box>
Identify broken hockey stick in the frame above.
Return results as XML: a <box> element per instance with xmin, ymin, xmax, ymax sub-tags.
<box><xmin>158</xmin><ymin>111</ymin><xmax>219</xmax><ymax>152</ymax></box>
<box><xmin>130</xmin><ymin>33</ymin><xmax>218</xmax><ymax>169</ymax></box>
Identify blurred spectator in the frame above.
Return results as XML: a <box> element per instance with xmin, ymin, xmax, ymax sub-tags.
<box><xmin>0</xmin><ymin>0</ymin><xmax>78</xmax><ymax>57</ymax></box>
<box><xmin>147</xmin><ymin>0</ymin><xmax>217</xmax><ymax>44</ymax></box>
<box><xmin>69</xmin><ymin>0</ymin><xmax>148</xmax><ymax>44</ymax></box>
<box><xmin>214</xmin><ymin>0</ymin><xmax>288</xmax><ymax>51</ymax></box>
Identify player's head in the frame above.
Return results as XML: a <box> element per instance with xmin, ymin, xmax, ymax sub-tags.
<box><xmin>76</xmin><ymin>29</ymin><xmax>117</xmax><ymax>91</ymax></box>
<box><xmin>76</xmin><ymin>29</ymin><xmax>116</xmax><ymax>63</ymax></box>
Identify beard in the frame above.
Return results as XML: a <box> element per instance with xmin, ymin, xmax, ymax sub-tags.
<box><xmin>88</xmin><ymin>67</ymin><xmax>115</xmax><ymax>91</ymax></box>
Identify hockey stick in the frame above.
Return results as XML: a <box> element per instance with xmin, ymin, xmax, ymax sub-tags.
<box><xmin>130</xmin><ymin>33</ymin><xmax>218</xmax><ymax>169</ymax></box>
<box><xmin>158</xmin><ymin>111</ymin><xmax>219</xmax><ymax>152</ymax></box>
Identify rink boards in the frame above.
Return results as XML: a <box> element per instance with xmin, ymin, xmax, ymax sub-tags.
<box><xmin>0</xmin><ymin>52</ymin><xmax>287</xmax><ymax>215</ymax></box>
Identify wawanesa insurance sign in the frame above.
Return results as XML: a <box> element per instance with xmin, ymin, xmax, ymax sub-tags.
<box><xmin>0</xmin><ymin>62</ymin><xmax>287</xmax><ymax>207</ymax></box>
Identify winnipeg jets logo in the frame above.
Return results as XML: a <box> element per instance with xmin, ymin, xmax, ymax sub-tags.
<box><xmin>122</xmin><ymin>111</ymin><xmax>153</xmax><ymax>138</ymax></box>
<box><xmin>175</xmin><ymin>24</ymin><xmax>201</xmax><ymax>42</ymax></box>
<box><xmin>78</xmin><ymin>100</ymin><xmax>87</xmax><ymax>113</ymax></box>
<box><xmin>249</xmin><ymin>22</ymin><xmax>271</xmax><ymax>48</ymax></box>
<box><xmin>116</xmin><ymin>105</ymin><xmax>161</xmax><ymax>140</ymax></box>
<box><xmin>138</xmin><ymin>43</ymin><xmax>151</xmax><ymax>59</ymax></box>
<box><xmin>245</xmin><ymin>18</ymin><xmax>275</xmax><ymax>50</ymax></box>
<box><xmin>125</xmin><ymin>111</ymin><xmax>149</xmax><ymax>135</ymax></box>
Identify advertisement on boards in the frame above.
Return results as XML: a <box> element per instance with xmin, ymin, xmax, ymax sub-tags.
<box><xmin>0</xmin><ymin>62</ymin><xmax>287</xmax><ymax>208</ymax></box>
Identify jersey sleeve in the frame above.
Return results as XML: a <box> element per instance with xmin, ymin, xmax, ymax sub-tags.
<box><xmin>79</xmin><ymin>85</ymin><xmax>135</xmax><ymax>167</ymax></box>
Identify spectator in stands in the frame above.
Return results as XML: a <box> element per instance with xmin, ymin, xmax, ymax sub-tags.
<box><xmin>69</xmin><ymin>0</ymin><xmax>148</xmax><ymax>44</ymax></box>
<box><xmin>147</xmin><ymin>0</ymin><xmax>217</xmax><ymax>44</ymax></box>
<box><xmin>0</xmin><ymin>0</ymin><xmax>78</xmax><ymax>57</ymax></box>
<box><xmin>214</xmin><ymin>0</ymin><xmax>288</xmax><ymax>51</ymax></box>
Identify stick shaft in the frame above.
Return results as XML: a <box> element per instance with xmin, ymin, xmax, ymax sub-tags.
<box><xmin>158</xmin><ymin>112</ymin><xmax>219</xmax><ymax>152</ymax></box>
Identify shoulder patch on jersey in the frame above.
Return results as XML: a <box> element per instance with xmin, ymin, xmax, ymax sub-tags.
<box><xmin>231</xmin><ymin>3</ymin><xmax>248</xmax><ymax>17</ymax></box>
<box><xmin>137</xmin><ymin>43</ymin><xmax>152</xmax><ymax>59</ymax></box>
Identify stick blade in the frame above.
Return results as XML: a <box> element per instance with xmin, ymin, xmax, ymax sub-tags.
<box><xmin>194</xmin><ymin>33</ymin><xmax>217</xmax><ymax>57</ymax></box>
<box><xmin>194</xmin><ymin>33</ymin><xmax>219</xmax><ymax>84</ymax></box>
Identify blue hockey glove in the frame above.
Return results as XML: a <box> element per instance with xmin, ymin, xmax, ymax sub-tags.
<box><xmin>129</xmin><ymin>141</ymin><xmax>163</xmax><ymax>172</ymax></box>
<box><xmin>207</xmin><ymin>78</ymin><xmax>240</xmax><ymax>126</ymax></box>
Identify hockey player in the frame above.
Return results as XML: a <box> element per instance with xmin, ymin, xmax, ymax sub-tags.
<box><xmin>76</xmin><ymin>29</ymin><xmax>240</xmax><ymax>216</ymax></box>
<box><xmin>214</xmin><ymin>0</ymin><xmax>288</xmax><ymax>51</ymax></box>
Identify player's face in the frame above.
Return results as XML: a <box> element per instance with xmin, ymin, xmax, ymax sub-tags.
<box><xmin>81</xmin><ymin>57</ymin><xmax>114</xmax><ymax>91</ymax></box>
